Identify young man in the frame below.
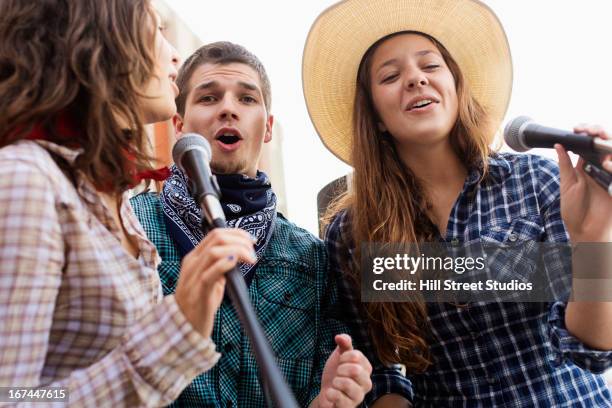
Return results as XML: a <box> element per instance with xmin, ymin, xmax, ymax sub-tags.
<box><xmin>131</xmin><ymin>42</ymin><xmax>379</xmax><ymax>407</ymax></box>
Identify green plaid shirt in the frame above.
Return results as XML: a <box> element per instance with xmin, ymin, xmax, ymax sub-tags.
<box><xmin>131</xmin><ymin>192</ymin><xmax>347</xmax><ymax>407</ymax></box>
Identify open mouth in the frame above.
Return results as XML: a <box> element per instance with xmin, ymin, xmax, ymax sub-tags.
<box><xmin>217</xmin><ymin>134</ymin><xmax>241</xmax><ymax>145</ymax></box>
<box><xmin>408</xmin><ymin>99</ymin><xmax>436</xmax><ymax>111</ymax></box>
<box><xmin>214</xmin><ymin>128</ymin><xmax>243</xmax><ymax>149</ymax></box>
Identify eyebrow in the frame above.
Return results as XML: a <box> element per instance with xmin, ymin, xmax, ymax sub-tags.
<box><xmin>376</xmin><ymin>50</ymin><xmax>437</xmax><ymax>72</ymax></box>
<box><xmin>191</xmin><ymin>80</ymin><xmax>260</xmax><ymax>95</ymax></box>
<box><xmin>238</xmin><ymin>81</ymin><xmax>258</xmax><ymax>92</ymax></box>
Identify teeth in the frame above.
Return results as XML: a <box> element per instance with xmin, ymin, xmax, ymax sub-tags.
<box><xmin>411</xmin><ymin>99</ymin><xmax>433</xmax><ymax>109</ymax></box>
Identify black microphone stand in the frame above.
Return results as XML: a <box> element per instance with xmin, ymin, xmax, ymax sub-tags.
<box><xmin>580</xmin><ymin>151</ymin><xmax>612</xmax><ymax>196</ymax></box>
<box><xmin>200</xmin><ymin>196</ymin><xmax>299</xmax><ymax>408</ymax></box>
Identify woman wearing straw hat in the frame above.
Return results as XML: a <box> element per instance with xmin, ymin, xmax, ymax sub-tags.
<box><xmin>303</xmin><ymin>0</ymin><xmax>612</xmax><ymax>406</ymax></box>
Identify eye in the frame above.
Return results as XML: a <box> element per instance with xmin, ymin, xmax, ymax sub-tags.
<box><xmin>240</xmin><ymin>95</ymin><xmax>257</xmax><ymax>104</ymax></box>
<box><xmin>198</xmin><ymin>95</ymin><xmax>216</xmax><ymax>103</ymax></box>
<box><xmin>424</xmin><ymin>64</ymin><xmax>440</xmax><ymax>70</ymax></box>
<box><xmin>381</xmin><ymin>73</ymin><xmax>398</xmax><ymax>84</ymax></box>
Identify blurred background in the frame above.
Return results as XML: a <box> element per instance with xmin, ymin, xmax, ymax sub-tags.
<box><xmin>150</xmin><ymin>0</ymin><xmax>612</xmax><ymax>386</ymax></box>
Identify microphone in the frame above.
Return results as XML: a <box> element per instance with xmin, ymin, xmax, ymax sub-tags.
<box><xmin>504</xmin><ymin>116</ymin><xmax>612</xmax><ymax>155</ymax></box>
<box><xmin>172</xmin><ymin>134</ymin><xmax>225</xmax><ymax>228</ymax></box>
<box><xmin>505</xmin><ymin>116</ymin><xmax>612</xmax><ymax>196</ymax></box>
<box><xmin>171</xmin><ymin>133</ymin><xmax>300</xmax><ymax>408</ymax></box>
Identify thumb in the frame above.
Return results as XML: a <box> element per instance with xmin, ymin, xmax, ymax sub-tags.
<box><xmin>334</xmin><ymin>334</ymin><xmax>353</xmax><ymax>353</ymax></box>
<box><xmin>555</xmin><ymin>143</ymin><xmax>577</xmax><ymax>186</ymax></box>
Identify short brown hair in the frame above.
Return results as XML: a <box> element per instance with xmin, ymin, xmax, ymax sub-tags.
<box><xmin>175</xmin><ymin>42</ymin><xmax>271</xmax><ymax>115</ymax></box>
<box><xmin>0</xmin><ymin>0</ymin><xmax>159</xmax><ymax>193</ymax></box>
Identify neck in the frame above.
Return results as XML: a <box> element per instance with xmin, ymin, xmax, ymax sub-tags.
<box><xmin>396</xmin><ymin>138</ymin><xmax>467</xmax><ymax>189</ymax></box>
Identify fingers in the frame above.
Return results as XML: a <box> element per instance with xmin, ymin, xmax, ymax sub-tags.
<box><xmin>335</xmin><ymin>334</ymin><xmax>353</xmax><ymax>354</ymax></box>
<box><xmin>196</xmin><ymin>253</ymin><xmax>239</xmax><ymax>287</ymax></box>
<box><xmin>574</xmin><ymin>124</ymin><xmax>610</xmax><ymax>140</ymax></box>
<box><xmin>194</xmin><ymin>243</ymin><xmax>256</xmax><ymax>270</ymax></box>
<box><xmin>555</xmin><ymin>144</ymin><xmax>578</xmax><ymax>186</ymax></box>
<box><xmin>180</xmin><ymin>228</ymin><xmax>256</xmax><ymax>288</ymax></box>
<box><xmin>326</xmin><ymin>376</ymin><xmax>367</xmax><ymax>406</ymax></box>
<box><xmin>339</xmin><ymin>350</ymin><xmax>372</xmax><ymax>375</ymax></box>
<box><xmin>193</xmin><ymin>228</ymin><xmax>256</xmax><ymax>258</ymax></box>
<box><xmin>604</xmin><ymin>157</ymin><xmax>612</xmax><ymax>172</ymax></box>
<box><xmin>335</xmin><ymin>362</ymin><xmax>373</xmax><ymax>391</ymax></box>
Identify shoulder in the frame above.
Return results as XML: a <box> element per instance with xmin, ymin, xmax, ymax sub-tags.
<box><xmin>130</xmin><ymin>191</ymin><xmax>178</xmax><ymax>254</ymax></box>
<box><xmin>324</xmin><ymin>209</ymin><xmax>351</xmax><ymax>248</ymax></box>
<box><xmin>491</xmin><ymin>152</ymin><xmax>559</xmax><ymax>184</ymax></box>
<box><xmin>130</xmin><ymin>191</ymin><xmax>164</xmax><ymax>225</ymax></box>
<box><xmin>130</xmin><ymin>191</ymin><xmax>166</xmax><ymax>236</ymax></box>
<box><xmin>0</xmin><ymin>140</ymin><xmax>62</xmax><ymax>177</ymax></box>
<box><xmin>0</xmin><ymin>141</ymin><xmax>72</xmax><ymax>199</ymax></box>
<box><xmin>489</xmin><ymin>152</ymin><xmax>560</xmax><ymax>204</ymax></box>
<box><xmin>266</xmin><ymin>213</ymin><xmax>326</xmax><ymax>266</ymax></box>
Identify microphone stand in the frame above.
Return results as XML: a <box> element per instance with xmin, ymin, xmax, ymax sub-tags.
<box><xmin>580</xmin><ymin>151</ymin><xmax>612</xmax><ymax>196</ymax></box>
<box><xmin>201</xmin><ymin>212</ymin><xmax>299</xmax><ymax>408</ymax></box>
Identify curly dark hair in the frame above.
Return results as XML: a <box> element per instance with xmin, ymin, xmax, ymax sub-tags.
<box><xmin>0</xmin><ymin>0</ymin><xmax>161</xmax><ymax>192</ymax></box>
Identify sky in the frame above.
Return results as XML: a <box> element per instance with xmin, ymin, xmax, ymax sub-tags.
<box><xmin>167</xmin><ymin>0</ymin><xmax>612</xmax><ymax>235</ymax></box>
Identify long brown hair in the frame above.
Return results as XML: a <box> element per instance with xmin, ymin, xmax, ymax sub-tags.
<box><xmin>0</xmin><ymin>0</ymin><xmax>159</xmax><ymax>193</ymax></box>
<box><xmin>325</xmin><ymin>32</ymin><xmax>492</xmax><ymax>373</ymax></box>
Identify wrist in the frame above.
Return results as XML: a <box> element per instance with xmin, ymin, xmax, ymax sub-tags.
<box><xmin>309</xmin><ymin>395</ymin><xmax>321</xmax><ymax>408</ymax></box>
<box><xmin>568</xmin><ymin>231</ymin><xmax>612</xmax><ymax>243</ymax></box>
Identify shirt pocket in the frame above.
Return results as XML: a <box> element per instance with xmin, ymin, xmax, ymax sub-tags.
<box><xmin>479</xmin><ymin>216</ymin><xmax>544</xmax><ymax>284</ymax></box>
<box><xmin>256</xmin><ymin>259</ymin><xmax>317</xmax><ymax>361</ymax></box>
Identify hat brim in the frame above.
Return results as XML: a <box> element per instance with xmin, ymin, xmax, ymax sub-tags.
<box><xmin>302</xmin><ymin>0</ymin><xmax>512</xmax><ymax>165</ymax></box>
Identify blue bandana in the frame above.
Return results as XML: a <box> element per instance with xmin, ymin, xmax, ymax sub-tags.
<box><xmin>160</xmin><ymin>164</ymin><xmax>277</xmax><ymax>286</ymax></box>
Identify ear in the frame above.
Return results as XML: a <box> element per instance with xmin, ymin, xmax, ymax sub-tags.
<box><xmin>377</xmin><ymin>121</ymin><xmax>387</xmax><ymax>133</ymax></box>
<box><xmin>263</xmin><ymin>114</ymin><xmax>274</xmax><ymax>144</ymax></box>
<box><xmin>172</xmin><ymin>113</ymin><xmax>184</xmax><ymax>136</ymax></box>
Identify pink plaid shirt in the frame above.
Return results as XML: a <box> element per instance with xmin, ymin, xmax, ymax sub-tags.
<box><xmin>0</xmin><ymin>140</ymin><xmax>220</xmax><ymax>407</ymax></box>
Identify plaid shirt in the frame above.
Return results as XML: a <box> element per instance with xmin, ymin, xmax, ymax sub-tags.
<box><xmin>0</xmin><ymin>141</ymin><xmax>220</xmax><ymax>407</ymax></box>
<box><xmin>131</xmin><ymin>192</ymin><xmax>408</xmax><ymax>407</ymax></box>
<box><xmin>326</xmin><ymin>153</ymin><xmax>612</xmax><ymax>407</ymax></box>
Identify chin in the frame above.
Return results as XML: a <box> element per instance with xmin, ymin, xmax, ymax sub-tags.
<box><xmin>143</xmin><ymin>105</ymin><xmax>176</xmax><ymax>125</ymax></box>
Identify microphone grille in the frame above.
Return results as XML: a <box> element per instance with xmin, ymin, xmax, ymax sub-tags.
<box><xmin>172</xmin><ymin>133</ymin><xmax>212</xmax><ymax>165</ymax></box>
<box><xmin>503</xmin><ymin>116</ymin><xmax>533</xmax><ymax>152</ymax></box>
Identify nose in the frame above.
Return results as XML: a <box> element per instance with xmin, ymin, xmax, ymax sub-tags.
<box><xmin>404</xmin><ymin>70</ymin><xmax>428</xmax><ymax>90</ymax></box>
<box><xmin>171</xmin><ymin>44</ymin><xmax>180</xmax><ymax>70</ymax></box>
<box><xmin>218</xmin><ymin>96</ymin><xmax>239</xmax><ymax>121</ymax></box>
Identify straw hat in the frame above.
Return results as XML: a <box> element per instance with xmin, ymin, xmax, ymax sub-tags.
<box><xmin>302</xmin><ymin>0</ymin><xmax>512</xmax><ymax>164</ymax></box>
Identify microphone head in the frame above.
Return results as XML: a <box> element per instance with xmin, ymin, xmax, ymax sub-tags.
<box><xmin>172</xmin><ymin>133</ymin><xmax>212</xmax><ymax>169</ymax></box>
<box><xmin>504</xmin><ymin>116</ymin><xmax>534</xmax><ymax>152</ymax></box>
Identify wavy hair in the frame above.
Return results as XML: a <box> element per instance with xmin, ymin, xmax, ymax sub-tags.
<box><xmin>325</xmin><ymin>32</ymin><xmax>492</xmax><ymax>373</ymax></box>
<box><xmin>0</xmin><ymin>0</ymin><xmax>159</xmax><ymax>192</ymax></box>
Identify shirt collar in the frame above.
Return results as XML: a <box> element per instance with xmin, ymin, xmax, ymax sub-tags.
<box><xmin>33</xmin><ymin>139</ymin><xmax>82</xmax><ymax>165</ymax></box>
<box><xmin>465</xmin><ymin>153</ymin><xmax>513</xmax><ymax>187</ymax></box>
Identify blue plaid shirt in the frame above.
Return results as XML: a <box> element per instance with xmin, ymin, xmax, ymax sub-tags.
<box><xmin>326</xmin><ymin>153</ymin><xmax>612</xmax><ymax>407</ymax></box>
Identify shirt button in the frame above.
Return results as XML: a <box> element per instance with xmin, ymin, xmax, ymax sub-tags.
<box><xmin>508</xmin><ymin>233</ymin><xmax>518</xmax><ymax>242</ymax></box>
<box><xmin>283</xmin><ymin>292</ymin><xmax>292</xmax><ymax>302</ymax></box>
<box><xmin>224</xmin><ymin>343</ymin><xmax>233</xmax><ymax>353</ymax></box>
<box><xmin>553</xmin><ymin>355</ymin><xmax>564</xmax><ymax>366</ymax></box>
<box><xmin>451</xmin><ymin>238</ymin><xmax>460</xmax><ymax>246</ymax></box>
<box><xmin>486</xmin><ymin>376</ymin><xmax>497</xmax><ymax>385</ymax></box>
<box><xmin>471</xmin><ymin>332</ymin><xmax>480</xmax><ymax>340</ymax></box>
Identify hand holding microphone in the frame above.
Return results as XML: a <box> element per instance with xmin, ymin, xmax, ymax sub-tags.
<box><xmin>175</xmin><ymin>228</ymin><xmax>256</xmax><ymax>338</ymax></box>
<box><xmin>504</xmin><ymin>116</ymin><xmax>612</xmax><ymax>196</ymax></box>
<box><xmin>555</xmin><ymin>125</ymin><xmax>612</xmax><ymax>242</ymax></box>
<box><xmin>504</xmin><ymin>117</ymin><xmax>612</xmax><ymax>241</ymax></box>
